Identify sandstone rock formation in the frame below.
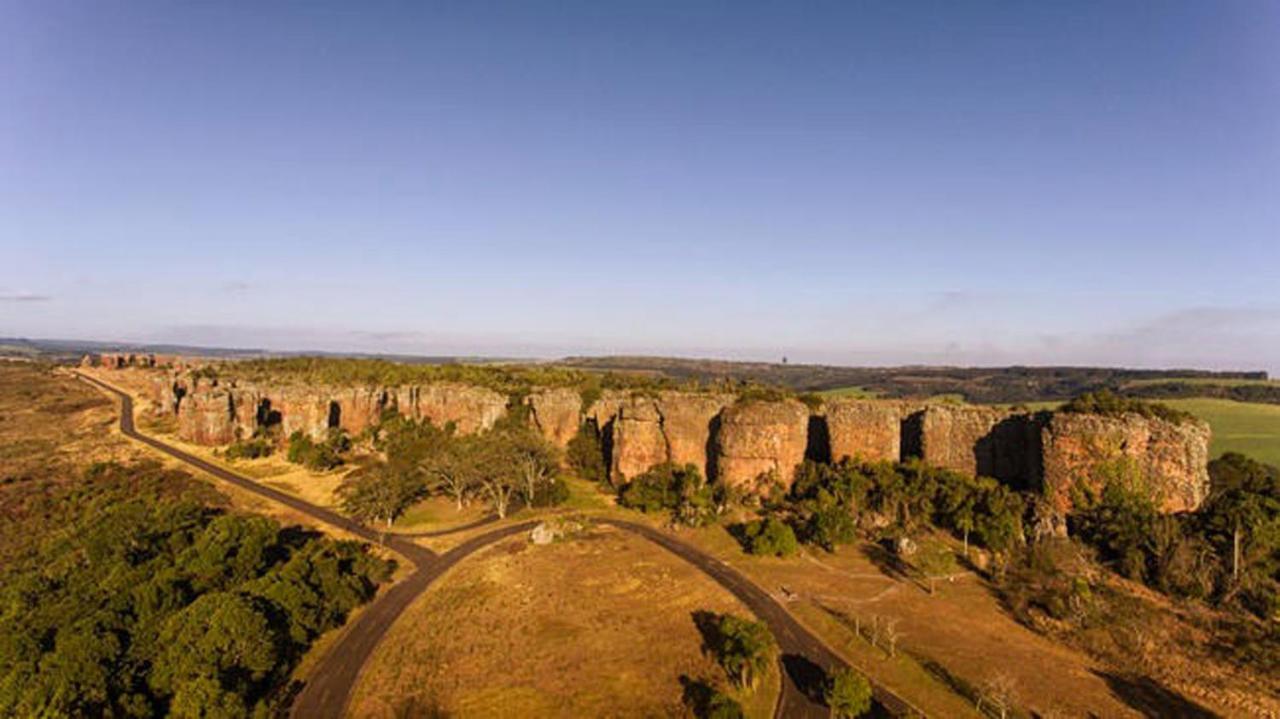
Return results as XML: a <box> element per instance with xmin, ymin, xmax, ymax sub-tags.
<box><xmin>332</xmin><ymin>386</ymin><xmax>388</xmax><ymax>437</ymax></box>
<box><xmin>715</xmin><ymin>399</ymin><xmax>809</xmax><ymax>489</ymax></box>
<box><xmin>823</xmin><ymin>399</ymin><xmax>908</xmax><ymax>463</ymax></box>
<box><xmin>177</xmin><ymin>388</ymin><xmax>236</xmax><ymax>445</ymax></box>
<box><xmin>1041</xmin><ymin>412</ymin><xmax>1211</xmax><ymax>515</ymax></box>
<box><xmin>610</xmin><ymin>395</ymin><xmax>669</xmax><ymax>483</ymax></box>
<box><xmin>656</xmin><ymin>391</ymin><xmax>732</xmax><ymax>479</ymax></box>
<box><xmin>525</xmin><ymin>388</ymin><xmax>583</xmax><ymax>447</ymax></box>
<box><xmin>411</xmin><ymin>384</ymin><xmax>507</xmax><ymax>434</ymax></box>
<box><xmin>911</xmin><ymin>405</ymin><xmax>1043</xmax><ymax>486</ymax></box>
<box><xmin>275</xmin><ymin>387</ymin><xmax>335</xmax><ymax>441</ymax></box>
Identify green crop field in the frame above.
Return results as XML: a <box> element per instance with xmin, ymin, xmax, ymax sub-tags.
<box><xmin>1155</xmin><ymin>398</ymin><xmax>1280</xmax><ymax>467</ymax></box>
<box><xmin>816</xmin><ymin>385</ymin><xmax>879</xmax><ymax>399</ymax></box>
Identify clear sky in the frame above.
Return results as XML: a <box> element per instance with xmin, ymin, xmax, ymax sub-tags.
<box><xmin>2</xmin><ymin>2</ymin><xmax>1277</xmax><ymax>371</ymax></box>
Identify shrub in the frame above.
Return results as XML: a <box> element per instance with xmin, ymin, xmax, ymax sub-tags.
<box><xmin>1059</xmin><ymin>390</ymin><xmax>1194</xmax><ymax>424</ymax></box>
<box><xmin>618</xmin><ymin>463</ymin><xmax>721</xmax><ymax>526</ymax></box>
<box><xmin>224</xmin><ymin>437</ymin><xmax>272</xmax><ymax>460</ymax></box>
<box><xmin>740</xmin><ymin>518</ymin><xmax>799</xmax><ymax>557</ymax></box>
<box><xmin>680</xmin><ymin>677</ymin><xmax>744</xmax><ymax>719</ymax></box>
<box><xmin>286</xmin><ymin>431</ymin><xmax>346</xmax><ymax>471</ymax></box>
<box><xmin>825</xmin><ymin>667</ymin><xmax>873</xmax><ymax>718</ymax></box>
<box><xmin>707</xmin><ymin>614</ymin><xmax>775</xmax><ymax>691</ymax></box>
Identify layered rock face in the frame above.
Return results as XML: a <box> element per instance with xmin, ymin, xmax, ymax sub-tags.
<box><xmin>275</xmin><ymin>387</ymin><xmax>335</xmax><ymax>441</ymax></box>
<box><xmin>716</xmin><ymin>399</ymin><xmax>809</xmax><ymax>489</ymax></box>
<box><xmin>610</xmin><ymin>396</ymin><xmax>669</xmax><ymax>483</ymax></box>
<box><xmin>656</xmin><ymin>392</ymin><xmax>732</xmax><ymax>479</ymax></box>
<box><xmin>1041</xmin><ymin>413</ymin><xmax>1211</xmax><ymax>514</ymax></box>
<box><xmin>411</xmin><ymin>384</ymin><xmax>507</xmax><ymax>434</ymax></box>
<box><xmin>823</xmin><ymin>400</ymin><xmax>908</xmax><ymax>462</ymax></box>
<box><xmin>332</xmin><ymin>387</ymin><xmax>388</xmax><ymax>437</ymax></box>
<box><xmin>525</xmin><ymin>388</ymin><xmax>583</xmax><ymax>447</ymax></box>
<box><xmin>177</xmin><ymin>389</ymin><xmax>236</xmax><ymax>445</ymax></box>
<box><xmin>910</xmin><ymin>405</ymin><xmax>1043</xmax><ymax>486</ymax></box>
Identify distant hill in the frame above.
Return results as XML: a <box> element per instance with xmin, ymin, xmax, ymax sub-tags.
<box><xmin>560</xmin><ymin>356</ymin><xmax>1269</xmax><ymax>404</ymax></box>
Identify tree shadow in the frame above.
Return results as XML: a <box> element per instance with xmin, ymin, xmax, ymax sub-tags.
<box><xmin>780</xmin><ymin>653</ymin><xmax>829</xmax><ymax>703</ymax></box>
<box><xmin>859</xmin><ymin>541</ymin><xmax>913</xmax><ymax>582</ymax></box>
<box><xmin>691</xmin><ymin>609</ymin><xmax>723</xmax><ymax>655</ymax></box>
<box><xmin>1091</xmin><ymin>670</ymin><xmax>1220</xmax><ymax>718</ymax></box>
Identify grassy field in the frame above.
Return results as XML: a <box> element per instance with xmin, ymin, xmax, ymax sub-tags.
<box><xmin>817</xmin><ymin>385</ymin><xmax>879</xmax><ymax>399</ymax></box>
<box><xmin>351</xmin><ymin>524</ymin><xmax>779</xmax><ymax>718</ymax></box>
<box><xmin>1155</xmin><ymin>398</ymin><xmax>1280</xmax><ymax>466</ymax></box>
<box><xmin>1123</xmin><ymin>377</ymin><xmax>1280</xmax><ymax>388</ymax></box>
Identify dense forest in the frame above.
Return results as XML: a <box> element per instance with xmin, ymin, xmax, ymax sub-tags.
<box><xmin>0</xmin><ymin>461</ymin><xmax>392</xmax><ymax>718</ymax></box>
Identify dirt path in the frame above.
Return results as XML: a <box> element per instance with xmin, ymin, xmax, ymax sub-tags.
<box><xmin>79</xmin><ymin>371</ymin><xmax>918</xmax><ymax>718</ymax></box>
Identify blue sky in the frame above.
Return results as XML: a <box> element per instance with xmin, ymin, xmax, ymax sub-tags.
<box><xmin>2</xmin><ymin>2</ymin><xmax>1277</xmax><ymax>371</ymax></box>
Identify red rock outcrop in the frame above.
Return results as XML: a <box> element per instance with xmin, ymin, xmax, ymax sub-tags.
<box><xmin>656</xmin><ymin>391</ymin><xmax>733</xmax><ymax>480</ymax></box>
<box><xmin>610</xmin><ymin>395</ymin><xmax>669</xmax><ymax>483</ymax></box>
<box><xmin>332</xmin><ymin>386</ymin><xmax>388</xmax><ymax>436</ymax></box>
<box><xmin>177</xmin><ymin>388</ymin><xmax>236</xmax><ymax>445</ymax></box>
<box><xmin>823</xmin><ymin>400</ymin><xmax>908</xmax><ymax>463</ymax></box>
<box><xmin>525</xmin><ymin>388</ymin><xmax>583</xmax><ymax>447</ymax></box>
<box><xmin>715</xmin><ymin>399</ymin><xmax>809</xmax><ymax>489</ymax></box>
<box><xmin>1041</xmin><ymin>412</ymin><xmax>1211</xmax><ymax>515</ymax></box>
<box><xmin>275</xmin><ymin>387</ymin><xmax>334</xmax><ymax>441</ymax></box>
<box><xmin>395</xmin><ymin>383</ymin><xmax>507</xmax><ymax>434</ymax></box>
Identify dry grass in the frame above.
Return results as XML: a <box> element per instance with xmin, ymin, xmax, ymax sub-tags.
<box><xmin>350</xmin><ymin>524</ymin><xmax>780</xmax><ymax>718</ymax></box>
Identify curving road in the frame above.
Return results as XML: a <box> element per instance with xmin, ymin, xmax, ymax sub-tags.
<box><xmin>79</xmin><ymin>371</ymin><xmax>917</xmax><ymax>719</ymax></box>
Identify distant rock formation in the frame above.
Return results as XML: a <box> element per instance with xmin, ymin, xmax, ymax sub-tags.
<box><xmin>525</xmin><ymin>388</ymin><xmax>583</xmax><ymax>448</ymax></box>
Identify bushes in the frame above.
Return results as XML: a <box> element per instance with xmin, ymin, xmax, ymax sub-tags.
<box><xmin>739</xmin><ymin>517</ymin><xmax>799</xmax><ymax>557</ymax></box>
<box><xmin>224</xmin><ymin>437</ymin><xmax>272</xmax><ymax>460</ymax></box>
<box><xmin>618</xmin><ymin>463</ymin><xmax>724</xmax><ymax>527</ymax></box>
<box><xmin>696</xmin><ymin>612</ymin><xmax>776</xmax><ymax>691</ymax></box>
<box><xmin>1059</xmin><ymin>389</ymin><xmax>1195</xmax><ymax>424</ymax></box>
<box><xmin>286</xmin><ymin>430</ymin><xmax>347</xmax><ymax>471</ymax></box>
<box><xmin>825</xmin><ymin>667</ymin><xmax>873</xmax><ymax>718</ymax></box>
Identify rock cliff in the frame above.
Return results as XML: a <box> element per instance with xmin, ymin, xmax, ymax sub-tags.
<box><xmin>656</xmin><ymin>391</ymin><xmax>733</xmax><ymax>480</ymax></box>
<box><xmin>525</xmin><ymin>388</ymin><xmax>583</xmax><ymax>447</ymax></box>
<box><xmin>1041</xmin><ymin>412</ymin><xmax>1210</xmax><ymax>514</ymax></box>
<box><xmin>823</xmin><ymin>399</ymin><xmax>909</xmax><ymax>463</ymax></box>
<box><xmin>715</xmin><ymin>399</ymin><xmax>809</xmax><ymax>489</ymax></box>
<box><xmin>177</xmin><ymin>388</ymin><xmax>236</xmax><ymax>445</ymax></box>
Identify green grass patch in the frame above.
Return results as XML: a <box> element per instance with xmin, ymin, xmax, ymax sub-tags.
<box><xmin>817</xmin><ymin>385</ymin><xmax>880</xmax><ymax>399</ymax></box>
<box><xmin>1156</xmin><ymin>398</ymin><xmax>1280</xmax><ymax>467</ymax></box>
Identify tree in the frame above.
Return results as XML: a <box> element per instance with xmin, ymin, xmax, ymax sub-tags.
<box><xmin>710</xmin><ymin>614</ymin><xmax>775</xmax><ymax>691</ymax></box>
<box><xmin>151</xmin><ymin>592</ymin><xmax>283</xmax><ymax>699</ymax></box>
<box><xmin>742</xmin><ymin>517</ymin><xmax>799</xmax><ymax>557</ymax></box>
<box><xmin>472</xmin><ymin>434</ymin><xmax>522</xmax><ymax>519</ymax></box>
<box><xmin>419</xmin><ymin>434</ymin><xmax>482</xmax><ymax>511</ymax></box>
<box><xmin>914</xmin><ymin>540</ymin><xmax>957</xmax><ymax>595</ymax></box>
<box><xmin>501</xmin><ymin>425</ymin><xmax>562</xmax><ymax>508</ymax></box>
<box><xmin>336</xmin><ymin>463</ymin><xmax>423</xmax><ymax>527</ymax></box>
<box><xmin>566</xmin><ymin>423</ymin><xmax>608</xmax><ymax>485</ymax></box>
<box><xmin>825</xmin><ymin>667</ymin><xmax>873</xmax><ymax>718</ymax></box>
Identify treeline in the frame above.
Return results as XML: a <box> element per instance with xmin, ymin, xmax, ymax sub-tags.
<box><xmin>562</xmin><ymin>357</ymin><xmax>1267</xmax><ymax>404</ymax></box>
<box><xmin>335</xmin><ymin>409</ymin><xmax>568</xmax><ymax>526</ymax></box>
<box><xmin>1126</xmin><ymin>380</ymin><xmax>1280</xmax><ymax>406</ymax></box>
<box><xmin>1059</xmin><ymin>389</ymin><xmax>1196</xmax><ymax>423</ymax></box>
<box><xmin>0</xmin><ymin>461</ymin><xmax>392</xmax><ymax>718</ymax></box>
<box><xmin>197</xmin><ymin>357</ymin><xmax>684</xmax><ymax>400</ymax></box>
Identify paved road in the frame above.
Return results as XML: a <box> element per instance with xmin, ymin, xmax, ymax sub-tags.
<box><xmin>80</xmin><ymin>371</ymin><xmax>917</xmax><ymax>718</ymax></box>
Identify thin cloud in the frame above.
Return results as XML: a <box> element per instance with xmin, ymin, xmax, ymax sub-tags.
<box><xmin>0</xmin><ymin>293</ymin><xmax>53</xmax><ymax>302</ymax></box>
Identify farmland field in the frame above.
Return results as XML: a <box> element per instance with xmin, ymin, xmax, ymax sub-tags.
<box><xmin>1157</xmin><ymin>398</ymin><xmax>1280</xmax><ymax>467</ymax></box>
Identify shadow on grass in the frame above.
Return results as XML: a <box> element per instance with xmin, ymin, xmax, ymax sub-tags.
<box><xmin>1091</xmin><ymin>670</ymin><xmax>1220</xmax><ymax>719</ymax></box>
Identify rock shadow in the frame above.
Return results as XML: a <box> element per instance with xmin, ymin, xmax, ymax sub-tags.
<box><xmin>1091</xmin><ymin>670</ymin><xmax>1220</xmax><ymax>718</ymax></box>
<box><xmin>900</xmin><ymin>410</ymin><xmax>924</xmax><ymax>462</ymax></box>
<box><xmin>805</xmin><ymin>414</ymin><xmax>831</xmax><ymax>464</ymax></box>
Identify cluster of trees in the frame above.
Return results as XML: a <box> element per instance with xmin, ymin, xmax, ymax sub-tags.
<box><xmin>1069</xmin><ymin>452</ymin><xmax>1280</xmax><ymax>620</ymax></box>
<box><xmin>753</xmin><ymin>459</ymin><xmax>1024</xmax><ymax>558</ymax></box>
<box><xmin>616</xmin><ymin>463</ymin><xmax>739</xmax><ymax>527</ymax></box>
<box><xmin>222</xmin><ymin>436</ymin><xmax>272</xmax><ymax>461</ymax></box>
<box><xmin>0</xmin><ymin>461</ymin><xmax>391</xmax><ymax>717</ymax></box>
<box><xmin>285</xmin><ymin>429</ymin><xmax>349</xmax><ymax>471</ymax></box>
<box><xmin>336</xmin><ymin>412</ymin><xmax>567</xmax><ymax>527</ymax></box>
<box><xmin>1127</xmin><ymin>380</ymin><xmax>1280</xmax><ymax>407</ymax></box>
<box><xmin>1058</xmin><ymin>389</ymin><xmax>1194</xmax><ymax>423</ymax></box>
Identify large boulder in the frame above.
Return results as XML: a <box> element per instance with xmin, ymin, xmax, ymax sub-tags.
<box><xmin>177</xmin><ymin>389</ymin><xmax>236</xmax><ymax>445</ymax></box>
<box><xmin>610</xmin><ymin>395</ymin><xmax>669</xmax><ymax>484</ymax></box>
<box><xmin>823</xmin><ymin>400</ymin><xmax>908</xmax><ymax>463</ymax></box>
<box><xmin>525</xmin><ymin>388</ymin><xmax>583</xmax><ymax>447</ymax></box>
<box><xmin>1041</xmin><ymin>412</ymin><xmax>1211</xmax><ymax>515</ymax></box>
<box><xmin>715</xmin><ymin>399</ymin><xmax>809</xmax><ymax>490</ymax></box>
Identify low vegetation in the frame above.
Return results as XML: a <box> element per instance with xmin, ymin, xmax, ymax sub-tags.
<box><xmin>694</xmin><ymin>611</ymin><xmax>776</xmax><ymax>692</ymax></box>
<box><xmin>825</xmin><ymin>667</ymin><xmax>874</xmax><ymax>718</ymax></box>
<box><xmin>616</xmin><ymin>463</ymin><xmax>738</xmax><ymax>527</ymax></box>
<box><xmin>285</xmin><ymin>429</ymin><xmax>349</xmax><ymax>471</ymax></box>
<box><xmin>0</xmin><ymin>461</ymin><xmax>392</xmax><ymax>717</ymax></box>
<box><xmin>1059</xmin><ymin>389</ymin><xmax>1195</xmax><ymax>423</ymax></box>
